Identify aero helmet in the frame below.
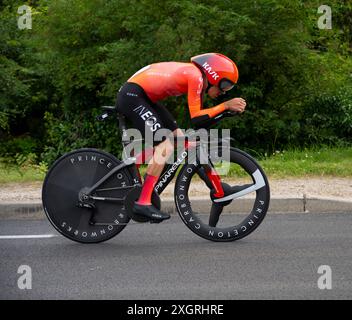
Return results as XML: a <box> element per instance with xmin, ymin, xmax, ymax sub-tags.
<box><xmin>191</xmin><ymin>53</ymin><xmax>239</xmax><ymax>91</ymax></box>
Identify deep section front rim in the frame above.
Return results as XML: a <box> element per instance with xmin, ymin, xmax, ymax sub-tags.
<box><xmin>174</xmin><ymin>147</ymin><xmax>270</xmax><ymax>242</ymax></box>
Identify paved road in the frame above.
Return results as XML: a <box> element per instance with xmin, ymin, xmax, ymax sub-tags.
<box><xmin>0</xmin><ymin>213</ymin><xmax>351</xmax><ymax>300</ymax></box>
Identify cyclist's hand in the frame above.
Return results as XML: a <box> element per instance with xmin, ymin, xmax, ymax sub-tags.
<box><xmin>224</xmin><ymin>98</ymin><xmax>246</xmax><ymax>113</ymax></box>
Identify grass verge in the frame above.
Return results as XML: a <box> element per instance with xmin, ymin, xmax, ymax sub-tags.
<box><xmin>259</xmin><ymin>146</ymin><xmax>352</xmax><ymax>178</ymax></box>
<box><xmin>0</xmin><ymin>161</ymin><xmax>46</xmax><ymax>184</ymax></box>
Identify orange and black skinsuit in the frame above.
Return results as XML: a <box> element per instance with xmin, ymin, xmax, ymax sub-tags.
<box><xmin>117</xmin><ymin>62</ymin><xmax>228</xmax><ymax>141</ymax></box>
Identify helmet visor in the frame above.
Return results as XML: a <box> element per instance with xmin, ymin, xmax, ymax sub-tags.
<box><xmin>219</xmin><ymin>79</ymin><xmax>235</xmax><ymax>92</ymax></box>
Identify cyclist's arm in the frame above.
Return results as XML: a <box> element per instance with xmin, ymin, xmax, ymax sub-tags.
<box><xmin>187</xmin><ymin>76</ymin><xmax>227</xmax><ymax>127</ymax></box>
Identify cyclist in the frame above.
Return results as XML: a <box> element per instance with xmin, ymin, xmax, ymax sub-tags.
<box><xmin>117</xmin><ymin>53</ymin><xmax>246</xmax><ymax>222</ymax></box>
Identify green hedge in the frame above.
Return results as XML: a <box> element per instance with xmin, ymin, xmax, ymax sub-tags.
<box><xmin>0</xmin><ymin>0</ymin><xmax>351</xmax><ymax>165</ymax></box>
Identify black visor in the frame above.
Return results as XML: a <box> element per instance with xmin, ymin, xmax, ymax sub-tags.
<box><xmin>219</xmin><ymin>78</ymin><xmax>235</xmax><ymax>92</ymax></box>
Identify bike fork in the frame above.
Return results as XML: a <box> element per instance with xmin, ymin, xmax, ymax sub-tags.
<box><xmin>203</xmin><ymin>164</ymin><xmax>225</xmax><ymax>198</ymax></box>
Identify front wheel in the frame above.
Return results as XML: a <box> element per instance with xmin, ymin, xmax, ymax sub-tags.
<box><xmin>174</xmin><ymin>147</ymin><xmax>270</xmax><ymax>242</ymax></box>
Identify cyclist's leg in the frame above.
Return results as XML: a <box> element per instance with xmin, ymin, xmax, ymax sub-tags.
<box><xmin>144</xmin><ymin>102</ymin><xmax>179</xmax><ymax>177</ymax></box>
<box><xmin>117</xmin><ymin>83</ymin><xmax>175</xmax><ymax>220</ymax></box>
<box><xmin>134</xmin><ymin>104</ymin><xmax>179</xmax><ymax>220</ymax></box>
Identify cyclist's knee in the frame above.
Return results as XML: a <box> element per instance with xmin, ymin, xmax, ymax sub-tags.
<box><xmin>154</xmin><ymin>139</ymin><xmax>174</xmax><ymax>160</ymax></box>
<box><xmin>163</xmin><ymin>139</ymin><xmax>174</xmax><ymax>155</ymax></box>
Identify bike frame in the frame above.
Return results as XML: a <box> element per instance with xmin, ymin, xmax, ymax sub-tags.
<box><xmin>83</xmin><ymin>109</ymin><xmax>225</xmax><ymax>200</ymax></box>
<box><xmin>135</xmin><ymin>141</ymin><xmax>224</xmax><ymax>197</ymax></box>
<box><xmin>84</xmin><ymin>141</ymin><xmax>224</xmax><ymax>200</ymax></box>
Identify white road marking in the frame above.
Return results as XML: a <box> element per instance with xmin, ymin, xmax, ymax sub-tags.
<box><xmin>0</xmin><ymin>234</ymin><xmax>58</xmax><ymax>239</ymax></box>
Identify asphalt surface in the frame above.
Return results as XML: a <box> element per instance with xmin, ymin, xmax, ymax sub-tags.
<box><xmin>0</xmin><ymin>212</ymin><xmax>351</xmax><ymax>300</ymax></box>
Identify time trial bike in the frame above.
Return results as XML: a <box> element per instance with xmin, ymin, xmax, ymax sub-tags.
<box><xmin>42</xmin><ymin>104</ymin><xmax>270</xmax><ymax>243</ymax></box>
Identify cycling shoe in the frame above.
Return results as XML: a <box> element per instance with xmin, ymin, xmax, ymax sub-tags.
<box><xmin>133</xmin><ymin>203</ymin><xmax>170</xmax><ymax>223</ymax></box>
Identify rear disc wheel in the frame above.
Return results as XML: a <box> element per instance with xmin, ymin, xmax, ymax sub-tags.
<box><xmin>42</xmin><ymin>148</ymin><xmax>133</xmax><ymax>243</ymax></box>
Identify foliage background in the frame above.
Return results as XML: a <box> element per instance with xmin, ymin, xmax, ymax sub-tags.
<box><xmin>0</xmin><ymin>0</ymin><xmax>351</xmax><ymax>165</ymax></box>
